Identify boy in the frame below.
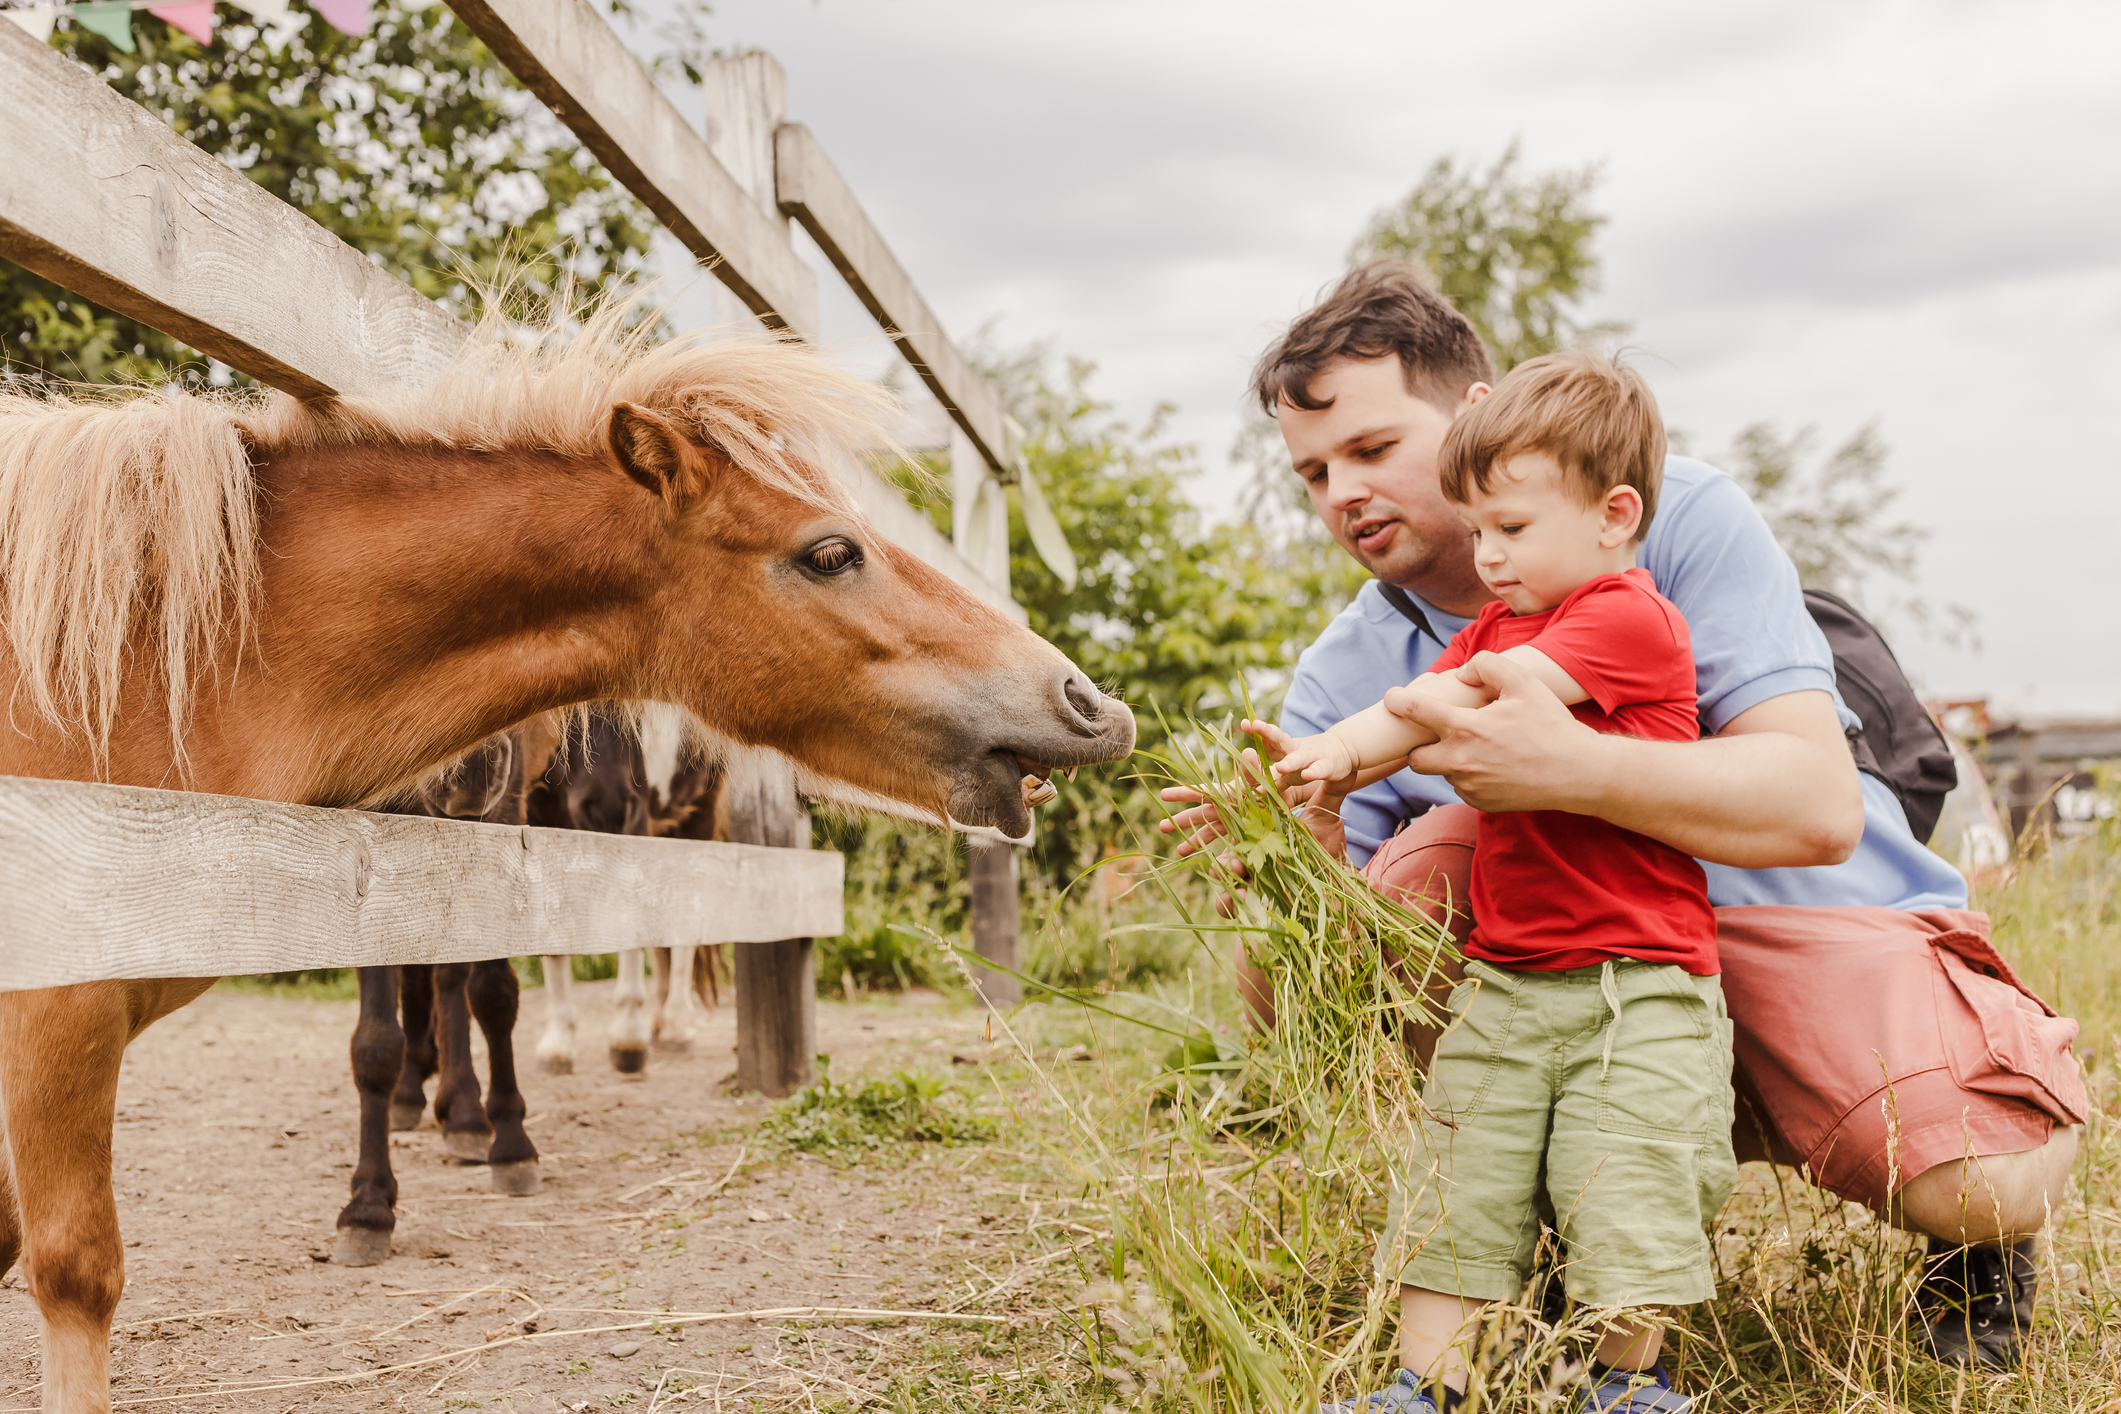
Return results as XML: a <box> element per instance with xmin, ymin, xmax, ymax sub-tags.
<box><xmin>1250</xmin><ymin>351</ymin><xmax>1733</xmax><ymax>1414</ymax></box>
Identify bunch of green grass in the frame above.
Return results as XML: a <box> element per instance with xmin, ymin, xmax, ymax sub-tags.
<box><xmin>996</xmin><ymin>718</ymin><xmax>1476</xmax><ymax>1410</ymax></box>
<box><xmin>760</xmin><ymin>1067</ymin><xmax>999</xmax><ymax>1157</ymax></box>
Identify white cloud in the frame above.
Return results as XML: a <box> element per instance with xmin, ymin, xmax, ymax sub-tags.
<box><xmin>637</xmin><ymin>0</ymin><xmax>2121</xmax><ymax>709</ymax></box>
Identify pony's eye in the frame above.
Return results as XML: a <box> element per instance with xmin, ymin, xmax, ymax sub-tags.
<box><xmin>805</xmin><ymin>539</ymin><xmax>860</xmax><ymax>575</ymax></box>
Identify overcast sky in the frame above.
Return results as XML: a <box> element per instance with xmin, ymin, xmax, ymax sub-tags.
<box><xmin>646</xmin><ymin>0</ymin><xmax>2121</xmax><ymax>716</ymax></box>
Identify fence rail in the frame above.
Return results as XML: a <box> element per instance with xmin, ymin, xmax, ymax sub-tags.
<box><xmin>0</xmin><ymin>775</ymin><xmax>842</xmax><ymax>993</ymax></box>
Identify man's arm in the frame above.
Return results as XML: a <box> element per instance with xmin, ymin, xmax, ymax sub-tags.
<box><xmin>1391</xmin><ymin>654</ymin><xmax>1864</xmax><ymax>868</ymax></box>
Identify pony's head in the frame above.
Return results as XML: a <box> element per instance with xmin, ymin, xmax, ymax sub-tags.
<box><xmin>257</xmin><ymin>297</ymin><xmax>1134</xmax><ymax>837</ymax></box>
<box><xmin>595</xmin><ymin>392</ymin><xmax>1133</xmax><ymax>842</ymax></box>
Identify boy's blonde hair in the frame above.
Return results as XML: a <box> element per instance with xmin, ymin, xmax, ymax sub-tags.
<box><xmin>1437</xmin><ymin>350</ymin><xmax>1667</xmax><ymax>540</ymax></box>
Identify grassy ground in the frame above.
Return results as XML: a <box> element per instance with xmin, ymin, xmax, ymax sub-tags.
<box><xmin>222</xmin><ymin>807</ymin><xmax>2120</xmax><ymax>1410</ymax></box>
<box><xmin>912</xmin><ymin>813</ymin><xmax>2121</xmax><ymax>1413</ymax></box>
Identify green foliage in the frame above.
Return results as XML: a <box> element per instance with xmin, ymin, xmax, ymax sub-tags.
<box><xmin>5</xmin><ymin>0</ymin><xmax>660</xmax><ymax>385</ymax></box>
<box><xmin>760</xmin><ymin>1069</ymin><xmax>998</xmax><ymax>1155</ymax></box>
<box><xmin>1353</xmin><ymin>139</ymin><xmax>1618</xmax><ymax>371</ymax></box>
<box><xmin>1718</xmin><ymin>421</ymin><xmax>1975</xmax><ymax>648</ymax></box>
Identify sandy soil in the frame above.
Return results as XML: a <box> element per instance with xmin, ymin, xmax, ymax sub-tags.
<box><xmin>0</xmin><ymin>980</ymin><xmax>1075</xmax><ymax>1412</ymax></box>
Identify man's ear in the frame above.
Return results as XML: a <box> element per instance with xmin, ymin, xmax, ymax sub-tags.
<box><xmin>608</xmin><ymin>402</ymin><xmax>691</xmax><ymax>503</ymax></box>
<box><xmin>1459</xmin><ymin>381</ymin><xmax>1494</xmax><ymax>411</ymax></box>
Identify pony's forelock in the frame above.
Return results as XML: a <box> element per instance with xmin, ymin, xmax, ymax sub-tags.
<box><xmin>244</xmin><ymin>286</ymin><xmax>903</xmax><ymax>519</ymax></box>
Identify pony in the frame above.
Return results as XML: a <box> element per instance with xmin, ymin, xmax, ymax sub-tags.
<box><xmin>531</xmin><ymin>703</ymin><xmax>727</xmax><ymax>1079</ymax></box>
<box><xmin>335</xmin><ymin>728</ymin><xmax>547</xmax><ymax>1269</ymax></box>
<box><xmin>0</xmin><ymin>302</ymin><xmax>1134</xmax><ymax>1413</ymax></box>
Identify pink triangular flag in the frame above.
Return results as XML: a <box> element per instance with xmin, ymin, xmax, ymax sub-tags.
<box><xmin>147</xmin><ymin>0</ymin><xmax>217</xmax><ymax>44</ymax></box>
<box><xmin>311</xmin><ymin>0</ymin><xmax>368</xmax><ymax>34</ymax></box>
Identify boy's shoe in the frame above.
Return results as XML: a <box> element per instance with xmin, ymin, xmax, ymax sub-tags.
<box><xmin>1915</xmin><ymin>1236</ymin><xmax>2038</xmax><ymax>1368</ymax></box>
<box><xmin>1581</xmin><ymin>1364</ymin><xmax>1691</xmax><ymax>1413</ymax></box>
<box><xmin>1317</xmin><ymin>1368</ymin><xmax>1438</xmax><ymax>1414</ymax></box>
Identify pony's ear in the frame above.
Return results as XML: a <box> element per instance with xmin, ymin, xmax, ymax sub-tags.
<box><xmin>607</xmin><ymin>403</ymin><xmax>690</xmax><ymax>502</ymax></box>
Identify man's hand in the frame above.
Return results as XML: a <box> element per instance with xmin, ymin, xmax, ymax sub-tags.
<box><xmin>1389</xmin><ymin>651</ymin><xmax>1607</xmax><ymax>813</ymax></box>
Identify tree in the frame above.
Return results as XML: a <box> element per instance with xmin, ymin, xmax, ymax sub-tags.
<box><xmin>1717</xmin><ymin>421</ymin><xmax>1975</xmax><ymax>648</ymax></box>
<box><xmin>4</xmin><ymin>0</ymin><xmax>683</xmax><ymax>385</ymax></box>
<box><xmin>1352</xmin><ymin>139</ymin><xmax>1617</xmax><ymax>372</ymax></box>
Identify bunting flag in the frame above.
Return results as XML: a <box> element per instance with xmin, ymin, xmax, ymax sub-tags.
<box><xmin>1</xmin><ymin>5</ymin><xmax>59</xmax><ymax>37</ymax></box>
<box><xmin>145</xmin><ymin>0</ymin><xmax>212</xmax><ymax>42</ymax></box>
<box><xmin>71</xmin><ymin>0</ymin><xmax>133</xmax><ymax>48</ymax></box>
<box><xmin>0</xmin><ymin>0</ymin><xmax>370</xmax><ymax>46</ymax></box>
<box><xmin>309</xmin><ymin>0</ymin><xmax>363</xmax><ymax>34</ymax></box>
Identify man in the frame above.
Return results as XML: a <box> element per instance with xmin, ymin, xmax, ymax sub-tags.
<box><xmin>1164</xmin><ymin>260</ymin><xmax>2085</xmax><ymax>1373</ymax></box>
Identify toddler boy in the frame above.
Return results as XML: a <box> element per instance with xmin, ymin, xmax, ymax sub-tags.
<box><xmin>1251</xmin><ymin>351</ymin><xmax>1734</xmax><ymax>1414</ymax></box>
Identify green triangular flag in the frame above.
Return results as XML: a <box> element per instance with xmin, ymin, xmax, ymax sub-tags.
<box><xmin>74</xmin><ymin>0</ymin><xmax>137</xmax><ymax>51</ymax></box>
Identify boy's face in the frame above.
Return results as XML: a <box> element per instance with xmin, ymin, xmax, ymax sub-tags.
<box><xmin>1278</xmin><ymin>357</ymin><xmax>1494</xmax><ymax>612</ymax></box>
<box><xmin>1456</xmin><ymin>452</ymin><xmax>1643</xmax><ymax>615</ymax></box>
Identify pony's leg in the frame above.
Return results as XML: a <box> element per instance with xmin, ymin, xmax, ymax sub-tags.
<box><xmin>654</xmin><ymin>944</ymin><xmax>701</xmax><ymax>1054</ymax></box>
<box><xmin>0</xmin><ymin>983</ymin><xmax>132</xmax><ymax>1414</ymax></box>
<box><xmin>698</xmin><ymin>944</ymin><xmax>725</xmax><ymax>1010</ymax></box>
<box><xmin>390</xmin><ymin>964</ymin><xmax>437</xmax><ymax>1130</ymax></box>
<box><xmin>534</xmin><ymin>957</ymin><xmax>578</xmax><ymax>1075</ymax></box>
<box><xmin>648</xmin><ymin>946</ymin><xmax>672</xmax><ymax>1045</ymax></box>
<box><xmin>334</xmin><ymin>967</ymin><xmax>403</xmax><ymax>1267</ymax></box>
<box><xmin>467</xmin><ymin>960</ymin><xmax>541</xmax><ymax>1196</ymax></box>
<box><xmin>608</xmin><ymin>949</ymin><xmax>651</xmax><ymax>1074</ymax></box>
<box><xmin>430</xmin><ymin>962</ymin><xmax>496</xmax><ymax>1163</ymax></box>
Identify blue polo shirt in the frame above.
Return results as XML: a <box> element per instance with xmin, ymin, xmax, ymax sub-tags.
<box><xmin>1279</xmin><ymin>455</ymin><xmax>1968</xmax><ymax>911</ymax></box>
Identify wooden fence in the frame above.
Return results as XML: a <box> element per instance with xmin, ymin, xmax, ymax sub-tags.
<box><xmin>0</xmin><ymin>7</ymin><xmax>1027</xmax><ymax>1092</ymax></box>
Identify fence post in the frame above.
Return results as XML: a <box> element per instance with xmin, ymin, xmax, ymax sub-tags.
<box><xmin>968</xmin><ymin>842</ymin><xmax>1022</xmax><ymax>1007</ymax></box>
<box><xmin>724</xmin><ymin>756</ymin><xmax>816</xmax><ymax>1096</ymax></box>
<box><xmin>703</xmin><ymin>53</ymin><xmax>789</xmax><ymax>332</ymax></box>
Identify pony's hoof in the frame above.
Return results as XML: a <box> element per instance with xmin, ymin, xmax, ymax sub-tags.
<box><xmin>536</xmin><ymin>1054</ymin><xmax>574</xmax><ymax>1076</ymax></box>
<box><xmin>609</xmin><ymin>1044</ymin><xmax>648</xmax><ymax>1074</ymax></box>
<box><xmin>444</xmin><ymin>1129</ymin><xmax>496</xmax><ymax>1164</ymax></box>
<box><xmin>332</xmin><ymin>1227</ymin><xmax>393</xmax><ymax>1267</ymax></box>
<box><xmin>388</xmin><ymin>1101</ymin><xmax>426</xmax><ymax>1132</ymax></box>
<box><xmin>491</xmin><ymin>1160</ymin><xmax>542</xmax><ymax>1196</ymax></box>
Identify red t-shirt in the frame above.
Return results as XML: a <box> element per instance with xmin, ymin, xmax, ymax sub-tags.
<box><xmin>1426</xmin><ymin>568</ymin><xmax>1718</xmax><ymax>975</ymax></box>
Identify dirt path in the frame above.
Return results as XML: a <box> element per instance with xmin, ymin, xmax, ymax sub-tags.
<box><xmin>0</xmin><ymin>980</ymin><xmax>1078</xmax><ymax>1412</ymax></box>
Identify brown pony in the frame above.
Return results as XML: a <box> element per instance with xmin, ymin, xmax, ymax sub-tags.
<box><xmin>0</xmin><ymin>307</ymin><xmax>1133</xmax><ymax>1412</ymax></box>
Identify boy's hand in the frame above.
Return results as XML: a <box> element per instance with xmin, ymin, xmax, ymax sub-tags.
<box><xmin>1243</xmin><ymin>719</ymin><xmax>1358</xmax><ymax>786</ymax></box>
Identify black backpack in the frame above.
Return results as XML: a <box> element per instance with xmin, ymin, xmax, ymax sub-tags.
<box><xmin>1373</xmin><ymin>582</ymin><xmax>1960</xmax><ymax>842</ymax></box>
<box><xmin>1801</xmin><ymin>589</ymin><xmax>1958</xmax><ymax>843</ymax></box>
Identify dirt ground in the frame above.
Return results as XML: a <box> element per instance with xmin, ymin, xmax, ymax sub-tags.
<box><xmin>0</xmin><ymin>979</ymin><xmax>1085</xmax><ymax>1412</ymax></box>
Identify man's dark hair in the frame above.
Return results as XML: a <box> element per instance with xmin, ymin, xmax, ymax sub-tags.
<box><xmin>1251</xmin><ymin>259</ymin><xmax>1497</xmax><ymax>416</ymax></box>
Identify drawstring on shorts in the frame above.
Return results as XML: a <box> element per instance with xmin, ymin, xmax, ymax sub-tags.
<box><xmin>1599</xmin><ymin>960</ymin><xmax>1624</xmax><ymax>1082</ymax></box>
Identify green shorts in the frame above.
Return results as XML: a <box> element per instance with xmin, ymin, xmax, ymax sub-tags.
<box><xmin>1386</xmin><ymin>957</ymin><xmax>1737</xmax><ymax>1308</ymax></box>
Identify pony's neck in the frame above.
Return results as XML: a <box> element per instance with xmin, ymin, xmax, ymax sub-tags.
<box><xmin>190</xmin><ymin>442</ymin><xmax>656</xmax><ymax>805</ymax></box>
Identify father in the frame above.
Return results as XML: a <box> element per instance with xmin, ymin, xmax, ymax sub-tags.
<box><xmin>1168</xmin><ymin>261</ymin><xmax>2086</xmax><ymax>1368</ymax></box>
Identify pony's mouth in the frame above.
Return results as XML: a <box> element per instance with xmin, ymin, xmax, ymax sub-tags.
<box><xmin>1014</xmin><ymin>754</ymin><xmax>1059</xmax><ymax>808</ymax></box>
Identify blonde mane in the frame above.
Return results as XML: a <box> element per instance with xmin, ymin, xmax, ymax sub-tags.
<box><xmin>0</xmin><ymin>293</ymin><xmax>899</xmax><ymax>774</ymax></box>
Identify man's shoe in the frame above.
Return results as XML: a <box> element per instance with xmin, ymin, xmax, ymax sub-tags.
<box><xmin>1916</xmin><ymin>1236</ymin><xmax>2038</xmax><ymax>1368</ymax></box>
<box><xmin>1581</xmin><ymin>1364</ymin><xmax>1691</xmax><ymax>1413</ymax></box>
<box><xmin>1317</xmin><ymin>1368</ymin><xmax>1438</xmax><ymax>1414</ymax></box>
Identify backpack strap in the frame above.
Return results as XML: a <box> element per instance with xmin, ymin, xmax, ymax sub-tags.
<box><xmin>1376</xmin><ymin>583</ymin><xmax>1448</xmax><ymax>648</ymax></box>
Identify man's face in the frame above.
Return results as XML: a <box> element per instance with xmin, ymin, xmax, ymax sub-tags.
<box><xmin>1277</xmin><ymin>357</ymin><xmax>1492</xmax><ymax>610</ymax></box>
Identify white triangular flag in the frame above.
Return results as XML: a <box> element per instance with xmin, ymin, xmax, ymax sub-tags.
<box><xmin>3</xmin><ymin>6</ymin><xmax>60</xmax><ymax>40</ymax></box>
<box><xmin>226</xmin><ymin>0</ymin><xmax>291</xmax><ymax>19</ymax></box>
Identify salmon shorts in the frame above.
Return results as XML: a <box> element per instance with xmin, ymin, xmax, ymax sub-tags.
<box><xmin>1365</xmin><ymin>805</ymin><xmax>2090</xmax><ymax>1210</ymax></box>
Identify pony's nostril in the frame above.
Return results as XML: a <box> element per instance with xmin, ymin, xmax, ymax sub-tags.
<box><xmin>1064</xmin><ymin>676</ymin><xmax>1101</xmax><ymax>722</ymax></box>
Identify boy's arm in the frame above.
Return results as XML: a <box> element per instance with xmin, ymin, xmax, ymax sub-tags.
<box><xmin>1256</xmin><ymin>648</ymin><xmax>1586</xmax><ymax>784</ymax></box>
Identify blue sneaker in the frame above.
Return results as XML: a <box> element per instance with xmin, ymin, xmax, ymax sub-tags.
<box><xmin>1581</xmin><ymin>1364</ymin><xmax>1691</xmax><ymax>1413</ymax></box>
<box><xmin>1318</xmin><ymin>1367</ymin><xmax>1439</xmax><ymax>1413</ymax></box>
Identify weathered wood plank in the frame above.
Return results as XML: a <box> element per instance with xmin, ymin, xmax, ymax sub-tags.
<box><xmin>0</xmin><ymin>775</ymin><xmax>843</xmax><ymax>992</ymax></box>
<box><xmin>723</xmin><ymin>757</ymin><xmax>816</xmax><ymax>1098</ymax></box>
<box><xmin>445</xmin><ymin>0</ymin><xmax>819</xmax><ymax>339</ymax></box>
<box><xmin>847</xmin><ymin>463</ymin><xmax>1026</xmax><ymax>622</ymax></box>
<box><xmin>0</xmin><ymin>24</ymin><xmax>467</xmax><ymax>399</ymax></box>
<box><xmin>775</xmin><ymin>123</ymin><xmax>1010</xmax><ymax>475</ymax></box>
